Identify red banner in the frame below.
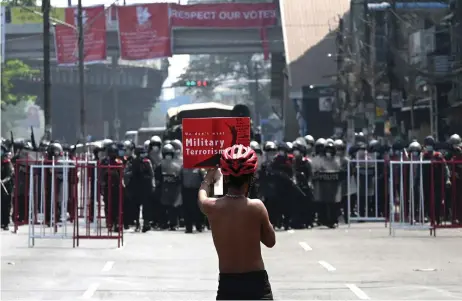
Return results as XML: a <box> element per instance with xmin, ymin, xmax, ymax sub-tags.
<box><xmin>117</xmin><ymin>3</ymin><xmax>171</xmax><ymax>61</ymax></box>
<box><xmin>170</xmin><ymin>3</ymin><xmax>277</xmax><ymax>28</ymax></box>
<box><xmin>182</xmin><ymin>117</ymin><xmax>251</xmax><ymax>169</ymax></box>
<box><xmin>54</xmin><ymin>5</ymin><xmax>106</xmax><ymax>66</ymax></box>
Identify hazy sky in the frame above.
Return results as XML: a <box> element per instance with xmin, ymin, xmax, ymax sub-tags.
<box><xmin>48</xmin><ymin>0</ymin><xmax>190</xmax><ymax>100</ymax></box>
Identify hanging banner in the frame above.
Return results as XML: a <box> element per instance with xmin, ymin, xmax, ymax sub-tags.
<box><xmin>182</xmin><ymin>117</ymin><xmax>251</xmax><ymax>169</ymax></box>
<box><xmin>54</xmin><ymin>5</ymin><xmax>107</xmax><ymax>66</ymax></box>
<box><xmin>170</xmin><ymin>3</ymin><xmax>277</xmax><ymax>28</ymax></box>
<box><xmin>117</xmin><ymin>3</ymin><xmax>171</xmax><ymax>61</ymax></box>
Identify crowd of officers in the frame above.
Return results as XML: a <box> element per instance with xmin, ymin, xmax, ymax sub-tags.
<box><xmin>2</xmin><ymin>132</ymin><xmax>462</xmax><ymax>233</ymax></box>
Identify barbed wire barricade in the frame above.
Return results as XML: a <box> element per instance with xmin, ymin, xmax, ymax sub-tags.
<box><xmin>389</xmin><ymin>158</ymin><xmax>462</xmax><ymax>237</ymax></box>
<box><xmin>12</xmin><ymin>155</ymin><xmax>124</xmax><ymax>248</ymax></box>
<box><xmin>347</xmin><ymin>155</ymin><xmax>388</xmax><ymax>225</ymax></box>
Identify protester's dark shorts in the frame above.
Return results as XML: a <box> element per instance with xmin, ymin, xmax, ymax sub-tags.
<box><xmin>216</xmin><ymin>270</ymin><xmax>273</xmax><ymax>300</ymax></box>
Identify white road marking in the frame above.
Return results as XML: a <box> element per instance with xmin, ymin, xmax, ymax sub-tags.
<box><xmin>101</xmin><ymin>261</ymin><xmax>114</xmax><ymax>272</ymax></box>
<box><xmin>345</xmin><ymin>283</ymin><xmax>370</xmax><ymax>300</ymax></box>
<box><xmin>318</xmin><ymin>260</ymin><xmax>336</xmax><ymax>272</ymax></box>
<box><xmin>81</xmin><ymin>283</ymin><xmax>99</xmax><ymax>299</ymax></box>
<box><xmin>298</xmin><ymin>241</ymin><xmax>312</xmax><ymax>251</ymax></box>
<box><xmin>287</xmin><ymin>229</ymin><xmax>295</xmax><ymax>233</ymax></box>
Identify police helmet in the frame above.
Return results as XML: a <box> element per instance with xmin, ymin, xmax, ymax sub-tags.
<box><xmin>123</xmin><ymin>140</ymin><xmax>134</xmax><ymax>150</ymax></box>
<box><xmin>286</xmin><ymin>142</ymin><xmax>293</xmax><ymax>153</ymax></box>
<box><xmin>449</xmin><ymin>134</ymin><xmax>461</xmax><ymax>146</ymax></box>
<box><xmin>315</xmin><ymin>138</ymin><xmax>326</xmax><ymax>146</ymax></box>
<box><xmin>408</xmin><ymin>141</ymin><xmax>422</xmax><ymax>152</ymax></box>
<box><xmin>325</xmin><ymin>138</ymin><xmax>334</xmax><ymax>144</ymax></box>
<box><xmin>143</xmin><ymin>140</ymin><xmax>150</xmax><ymax>150</ymax></box>
<box><xmin>368</xmin><ymin>139</ymin><xmax>380</xmax><ymax>153</ymax></box>
<box><xmin>47</xmin><ymin>142</ymin><xmax>63</xmax><ymax>157</ymax></box>
<box><xmin>263</xmin><ymin>141</ymin><xmax>277</xmax><ymax>152</ymax></box>
<box><xmin>424</xmin><ymin>136</ymin><xmax>435</xmax><ymax>146</ymax></box>
<box><xmin>355</xmin><ymin>132</ymin><xmax>366</xmax><ymax>143</ymax></box>
<box><xmin>304</xmin><ymin>135</ymin><xmax>315</xmax><ymax>146</ymax></box>
<box><xmin>250</xmin><ymin>141</ymin><xmax>262</xmax><ymax>155</ymax></box>
<box><xmin>334</xmin><ymin>139</ymin><xmax>345</xmax><ymax>151</ymax></box>
<box><xmin>150</xmin><ymin>135</ymin><xmax>162</xmax><ymax>147</ymax></box>
<box><xmin>163</xmin><ymin>140</ymin><xmax>172</xmax><ymax>147</ymax></box>
<box><xmin>292</xmin><ymin>140</ymin><xmax>307</xmax><ymax>155</ymax></box>
<box><xmin>325</xmin><ymin>140</ymin><xmax>336</xmax><ymax>154</ymax></box>
<box><xmin>170</xmin><ymin>139</ymin><xmax>183</xmax><ymax>152</ymax></box>
<box><xmin>392</xmin><ymin>140</ymin><xmax>404</xmax><ymax>151</ymax></box>
<box><xmin>162</xmin><ymin>143</ymin><xmax>175</xmax><ymax>158</ymax></box>
<box><xmin>106</xmin><ymin>143</ymin><xmax>118</xmax><ymax>157</ymax></box>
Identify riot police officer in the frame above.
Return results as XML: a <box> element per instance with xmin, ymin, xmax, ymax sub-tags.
<box><xmin>249</xmin><ymin>141</ymin><xmax>263</xmax><ymax>199</ymax></box>
<box><xmin>312</xmin><ymin>140</ymin><xmax>343</xmax><ymax>228</ymax></box>
<box><xmin>269</xmin><ymin>141</ymin><xmax>294</xmax><ymax>230</ymax></box>
<box><xmin>182</xmin><ymin>166</ymin><xmax>205</xmax><ymax>233</ymax></box>
<box><xmin>149</xmin><ymin>136</ymin><xmax>163</xmax><ymax>166</ymax></box>
<box><xmin>130</xmin><ymin>146</ymin><xmax>154</xmax><ymax>232</ymax></box>
<box><xmin>422</xmin><ymin>136</ymin><xmax>450</xmax><ymax>225</ymax></box>
<box><xmin>155</xmin><ymin>144</ymin><xmax>183</xmax><ymax>230</ymax></box>
<box><xmin>292</xmin><ymin>140</ymin><xmax>314</xmax><ymax>228</ymax></box>
<box><xmin>1</xmin><ymin>144</ymin><xmax>14</xmax><ymax>230</ymax></box>
<box><xmin>44</xmin><ymin>142</ymin><xmax>64</xmax><ymax>226</ymax></box>
<box><xmin>304</xmin><ymin>135</ymin><xmax>315</xmax><ymax>156</ymax></box>
<box><xmin>101</xmin><ymin>143</ymin><xmax>124</xmax><ymax>232</ymax></box>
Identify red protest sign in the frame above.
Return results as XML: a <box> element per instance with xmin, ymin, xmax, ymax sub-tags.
<box><xmin>182</xmin><ymin>117</ymin><xmax>251</xmax><ymax>169</ymax></box>
<box><xmin>54</xmin><ymin>5</ymin><xmax>106</xmax><ymax>66</ymax></box>
<box><xmin>117</xmin><ymin>3</ymin><xmax>171</xmax><ymax>60</ymax></box>
<box><xmin>170</xmin><ymin>3</ymin><xmax>277</xmax><ymax>28</ymax></box>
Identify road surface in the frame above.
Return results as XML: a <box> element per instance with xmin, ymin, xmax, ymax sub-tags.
<box><xmin>2</xmin><ymin>223</ymin><xmax>462</xmax><ymax>300</ymax></box>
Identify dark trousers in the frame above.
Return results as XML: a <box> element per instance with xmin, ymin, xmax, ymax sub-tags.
<box><xmin>1</xmin><ymin>191</ymin><xmax>12</xmax><ymax>226</ymax></box>
<box><xmin>317</xmin><ymin>202</ymin><xmax>338</xmax><ymax>226</ymax></box>
<box><xmin>162</xmin><ymin>205</ymin><xmax>178</xmax><ymax>228</ymax></box>
<box><xmin>15</xmin><ymin>194</ymin><xmax>26</xmax><ymax>222</ymax></box>
<box><xmin>266</xmin><ymin>197</ymin><xmax>282</xmax><ymax>227</ymax></box>
<box><xmin>182</xmin><ymin>188</ymin><xmax>203</xmax><ymax>231</ymax></box>
<box><xmin>217</xmin><ymin>270</ymin><xmax>273</xmax><ymax>300</ymax></box>
<box><xmin>103</xmin><ymin>187</ymin><xmax>121</xmax><ymax>227</ymax></box>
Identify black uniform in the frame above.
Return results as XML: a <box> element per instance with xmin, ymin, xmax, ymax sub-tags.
<box><xmin>182</xmin><ymin>168</ymin><xmax>204</xmax><ymax>233</ymax></box>
<box><xmin>1</xmin><ymin>153</ymin><xmax>14</xmax><ymax>229</ymax></box>
<box><xmin>130</xmin><ymin>150</ymin><xmax>154</xmax><ymax>232</ymax></box>
<box><xmin>101</xmin><ymin>151</ymin><xmax>124</xmax><ymax>232</ymax></box>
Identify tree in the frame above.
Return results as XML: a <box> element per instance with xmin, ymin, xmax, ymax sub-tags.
<box><xmin>1</xmin><ymin>59</ymin><xmax>38</xmax><ymax>108</ymax></box>
<box><xmin>174</xmin><ymin>54</ymin><xmax>271</xmax><ymax>119</ymax></box>
<box><xmin>3</xmin><ymin>0</ymin><xmax>37</xmax><ymax>5</ymax></box>
<box><xmin>1</xmin><ymin>60</ymin><xmax>39</xmax><ymax>136</ymax></box>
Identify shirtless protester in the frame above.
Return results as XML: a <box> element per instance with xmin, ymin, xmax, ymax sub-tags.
<box><xmin>198</xmin><ymin>144</ymin><xmax>276</xmax><ymax>300</ymax></box>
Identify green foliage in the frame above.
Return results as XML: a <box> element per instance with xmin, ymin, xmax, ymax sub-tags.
<box><xmin>2</xmin><ymin>0</ymin><xmax>37</xmax><ymax>5</ymax></box>
<box><xmin>174</xmin><ymin>54</ymin><xmax>271</xmax><ymax>116</ymax></box>
<box><xmin>1</xmin><ymin>59</ymin><xmax>38</xmax><ymax>109</ymax></box>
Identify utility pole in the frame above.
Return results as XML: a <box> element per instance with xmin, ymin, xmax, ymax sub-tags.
<box><xmin>77</xmin><ymin>0</ymin><xmax>86</xmax><ymax>140</ymax></box>
<box><xmin>254</xmin><ymin>63</ymin><xmax>260</xmax><ymax>126</ymax></box>
<box><xmin>387</xmin><ymin>0</ymin><xmax>397</xmax><ymax>139</ymax></box>
<box><xmin>68</xmin><ymin>0</ymin><xmax>72</xmax><ymax>6</ymax></box>
<box><xmin>42</xmin><ymin>0</ymin><xmax>52</xmax><ymax>140</ymax></box>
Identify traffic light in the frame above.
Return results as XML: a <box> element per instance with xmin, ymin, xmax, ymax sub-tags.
<box><xmin>183</xmin><ymin>80</ymin><xmax>209</xmax><ymax>87</ymax></box>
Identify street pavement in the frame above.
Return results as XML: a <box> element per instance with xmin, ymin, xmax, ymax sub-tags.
<box><xmin>1</xmin><ymin>223</ymin><xmax>462</xmax><ymax>300</ymax></box>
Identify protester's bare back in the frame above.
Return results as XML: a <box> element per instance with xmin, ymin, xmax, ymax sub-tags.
<box><xmin>203</xmin><ymin>196</ymin><xmax>274</xmax><ymax>273</ymax></box>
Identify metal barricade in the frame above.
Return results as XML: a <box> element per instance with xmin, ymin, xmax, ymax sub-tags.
<box><xmin>13</xmin><ymin>156</ymin><xmax>123</xmax><ymax>248</ymax></box>
<box><xmin>431</xmin><ymin>160</ymin><xmax>462</xmax><ymax>235</ymax></box>
<box><xmin>347</xmin><ymin>155</ymin><xmax>388</xmax><ymax>225</ymax></box>
<box><xmin>389</xmin><ymin>156</ymin><xmax>433</xmax><ymax>236</ymax></box>
<box><xmin>73</xmin><ymin>162</ymin><xmax>124</xmax><ymax>248</ymax></box>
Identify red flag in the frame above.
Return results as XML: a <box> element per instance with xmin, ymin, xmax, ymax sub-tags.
<box><xmin>117</xmin><ymin>3</ymin><xmax>171</xmax><ymax>60</ymax></box>
<box><xmin>54</xmin><ymin>5</ymin><xmax>107</xmax><ymax>66</ymax></box>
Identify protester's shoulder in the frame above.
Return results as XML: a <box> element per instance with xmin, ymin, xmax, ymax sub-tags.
<box><xmin>248</xmin><ymin>198</ymin><xmax>266</xmax><ymax>210</ymax></box>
